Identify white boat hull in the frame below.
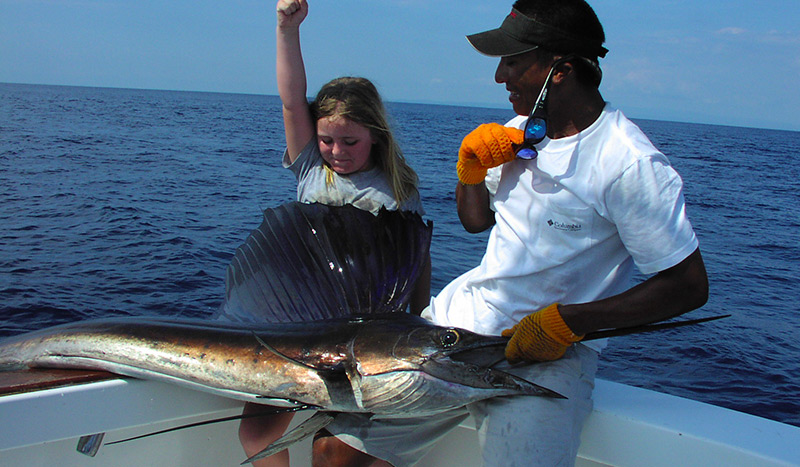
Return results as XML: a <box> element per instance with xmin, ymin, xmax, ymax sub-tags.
<box><xmin>1</xmin><ymin>375</ymin><xmax>798</xmax><ymax>466</ymax></box>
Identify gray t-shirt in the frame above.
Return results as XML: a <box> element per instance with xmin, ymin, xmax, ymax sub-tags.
<box><xmin>283</xmin><ymin>138</ymin><xmax>424</xmax><ymax>216</ymax></box>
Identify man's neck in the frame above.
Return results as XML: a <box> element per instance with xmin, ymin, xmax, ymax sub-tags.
<box><xmin>548</xmin><ymin>89</ymin><xmax>605</xmax><ymax>139</ymax></box>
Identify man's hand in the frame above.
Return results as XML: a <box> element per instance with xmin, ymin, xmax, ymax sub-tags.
<box><xmin>502</xmin><ymin>303</ymin><xmax>583</xmax><ymax>362</ymax></box>
<box><xmin>457</xmin><ymin>123</ymin><xmax>523</xmax><ymax>185</ymax></box>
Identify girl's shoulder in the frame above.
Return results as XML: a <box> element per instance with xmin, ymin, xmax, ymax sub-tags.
<box><xmin>398</xmin><ymin>189</ymin><xmax>425</xmax><ymax>217</ymax></box>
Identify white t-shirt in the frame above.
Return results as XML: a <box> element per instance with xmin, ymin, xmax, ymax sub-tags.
<box><xmin>429</xmin><ymin>104</ymin><xmax>698</xmax><ymax>351</ymax></box>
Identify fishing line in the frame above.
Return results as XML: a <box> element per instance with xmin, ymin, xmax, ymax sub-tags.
<box><xmin>102</xmin><ymin>404</ymin><xmax>313</xmax><ymax>446</ymax></box>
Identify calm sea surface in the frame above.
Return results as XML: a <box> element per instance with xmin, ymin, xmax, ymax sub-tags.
<box><xmin>1</xmin><ymin>83</ymin><xmax>798</xmax><ymax>427</ymax></box>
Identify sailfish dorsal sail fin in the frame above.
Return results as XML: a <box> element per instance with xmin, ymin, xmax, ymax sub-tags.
<box><xmin>220</xmin><ymin>202</ymin><xmax>432</xmax><ymax>323</ymax></box>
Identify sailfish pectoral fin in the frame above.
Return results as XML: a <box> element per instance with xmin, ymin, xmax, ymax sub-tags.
<box><xmin>251</xmin><ymin>331</ymin><xmax>344</xmax><ymax>373</ymax></box>
<box><xmin>251</xmin><ymin>332</ymin><xmax>362</xmax><ymax>411</ymax></box>
<box><xmin>241</xmin><ymin>411</ymin><xmax>337</xmax><ymax>465</ymax></box>
<box><xmin>251</xmin><ymin>331</ymin><xmax>315</xmax><ymax>368</ymax></box>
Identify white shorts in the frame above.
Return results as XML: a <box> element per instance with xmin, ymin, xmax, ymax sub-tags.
<box><xmin>326</xmin><ymin>344</ymin><xmax>598</xmax><ymax>467</ymax></box>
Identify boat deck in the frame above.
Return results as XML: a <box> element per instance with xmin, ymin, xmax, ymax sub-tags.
<box><xmin>0</xmin><ymin>368</ymin><xmax>117</xmax><ymax>396</ymax></box>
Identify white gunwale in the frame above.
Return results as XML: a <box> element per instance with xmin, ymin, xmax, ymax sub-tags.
<box><xmin>1</xmin><ymin>373</ymin><xmax>799</xmax><ymax>466</ymax></box>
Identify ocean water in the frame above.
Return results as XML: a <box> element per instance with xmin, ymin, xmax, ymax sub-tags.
<box><xmin>1</xmin><ymin>83</ymin><xmax>798</xmax><ymax>428</ymax></box>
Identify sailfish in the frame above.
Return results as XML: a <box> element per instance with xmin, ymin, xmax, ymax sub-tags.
<box><xmin>0</xmin><ymin>202</ymin><xmax>564</xmax><ymax>462</ymax></box>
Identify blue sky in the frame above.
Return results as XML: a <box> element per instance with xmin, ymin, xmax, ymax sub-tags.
<box><xmin>2</xmin><ymin>0</ymin><xmax>798</xmax><ymax>131</ymax></box>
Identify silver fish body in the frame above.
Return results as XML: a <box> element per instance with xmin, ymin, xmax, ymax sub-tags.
<box><xmin>0</xmin><ymin>314</ymin><xmax>561</xmax><ymax>418</ymax></box>
<box><xmin>0</xmin><ymin>202</ymin><xmax>564</xmax><ymax>461</ymax></box>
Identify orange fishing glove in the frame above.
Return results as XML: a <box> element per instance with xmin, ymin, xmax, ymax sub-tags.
<box><xmin>457</xmin><ymin>123</ymin><xmax>524</xmax><ymax>185</ymax></box>
<box><xmin>502</xmin><ymin>303</ymin><xmax>584</xmax><ymax>363</ymax></box>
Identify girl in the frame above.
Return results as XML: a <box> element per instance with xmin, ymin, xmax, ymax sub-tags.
<box><xmin>238</xmin><ymin>1</ymin><xmax>430</xmax><ymax>465</ymax></box>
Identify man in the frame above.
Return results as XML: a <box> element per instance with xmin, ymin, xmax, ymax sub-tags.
<box><xmin>314</xmin><ymin>0</ymin><xmax>709</xmax><ymax>465</ymax></box>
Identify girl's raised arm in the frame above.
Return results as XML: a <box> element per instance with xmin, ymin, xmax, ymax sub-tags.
<box><xmin>276</xmin><ymin>0</ymin><xmax>314</xmax><ymax>163</ymax></box>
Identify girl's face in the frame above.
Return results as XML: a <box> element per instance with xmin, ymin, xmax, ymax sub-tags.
<box><xmin>317</xmin><ymin>115</ymin><xmax>375</xmax><ymax>174</ymax></box>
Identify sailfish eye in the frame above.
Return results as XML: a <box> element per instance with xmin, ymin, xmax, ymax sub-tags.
<box><xmin>440</xmin><ymin>329</ymin><xmax>460</xmax><ymax>348</ymax></box>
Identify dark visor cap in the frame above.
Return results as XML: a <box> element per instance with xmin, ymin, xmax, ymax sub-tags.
<box><xmin>466</xmin><ymin>8</ymin><xmax>608</xmax><ymax>59</ymax></box>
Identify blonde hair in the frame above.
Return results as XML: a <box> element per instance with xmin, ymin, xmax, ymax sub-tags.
<box><xmin>310</xmin><ymin>77</ymin><xmax>419</xmax><ymax>205</ymax></box>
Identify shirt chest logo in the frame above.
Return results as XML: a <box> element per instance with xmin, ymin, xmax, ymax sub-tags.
<box><xmin>547</xmin><ymin>219</ymin><xmax>583</xmax><ymax>232</ymax></box>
